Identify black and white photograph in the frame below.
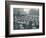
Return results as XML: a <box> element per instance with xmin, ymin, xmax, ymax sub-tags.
<box><xmin>5</xmin><ymin>1</ymin><xmax>45</xmax><ymax>37</ymax></box>
<box><xmin>13</xmin><ymin>8</ymin><xmax>39</xmax><ymax>30</ymax></box>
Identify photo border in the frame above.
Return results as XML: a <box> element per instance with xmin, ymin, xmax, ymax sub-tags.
<box><xmin>10</xmin><ymin>5</ymin><xmax>42</xmax><ymax>35</ymax></box>
<box><xmin>5</xmin><ymin>1</ymin><xmax>45</xmax><ymax>37</ymax></box>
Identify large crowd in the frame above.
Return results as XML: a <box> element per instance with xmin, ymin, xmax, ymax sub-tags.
<box><xmin>14</xmin><ymin>15</ymin><xmax>39</xmax><ymax>30</ymax></box>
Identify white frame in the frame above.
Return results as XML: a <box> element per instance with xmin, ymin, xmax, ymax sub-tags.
<box><xmin>10</xmin><ymin>5</ymin><xmax>43</xmax><ymax>35</ymax></box>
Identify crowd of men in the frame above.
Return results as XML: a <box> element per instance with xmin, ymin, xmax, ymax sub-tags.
<box><xmin>14</xmin><ymin>15</ymin><xmax>39</xmax><ymax>30</ymax></box>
